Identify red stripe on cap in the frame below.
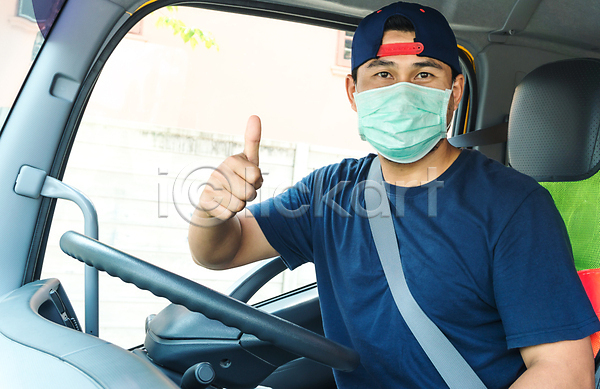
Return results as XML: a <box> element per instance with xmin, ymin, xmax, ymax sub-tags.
<box><xmin>377</xmin><ymin>42</ymin><xmax>424</xmax><ymax>57</ymax></box>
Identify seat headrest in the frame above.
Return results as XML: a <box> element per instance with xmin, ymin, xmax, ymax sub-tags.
<box><xmin>507</xmin><ymin>58</ymin><xmax>600</xmax><ymax>181</ymax></box>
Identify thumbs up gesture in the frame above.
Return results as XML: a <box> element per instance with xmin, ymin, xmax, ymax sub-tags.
<box><xmin>198</xmin><ymin>116</ymin><xmax>264</xmax><ymax>222</ymax></box>
<box><xmin>244</xmin><ymin>115</ymin><xmax>261</xmax><ymax>166</ymax></box>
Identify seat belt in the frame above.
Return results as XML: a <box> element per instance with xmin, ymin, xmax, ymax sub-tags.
<box><xmin>365</xmin><ymin>157</ymin><xmax>486</xmax><ymax>389</ymax></box>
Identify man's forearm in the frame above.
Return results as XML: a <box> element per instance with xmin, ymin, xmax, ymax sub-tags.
<box><xmin>188</xmin><ymin>209</ymin><xmax>242</xmax><ymax>270</ymax></box>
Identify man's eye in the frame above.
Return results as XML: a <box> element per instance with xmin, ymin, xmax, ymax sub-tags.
<box><xmin>416</xmin><ymin>72</ymin><xmax>432</xmax><ymax>79</ymax></box>
<box><xmin>376</xmin><ymin>71</ymin><xmax>392</xmax><ymax>78</ymax></box>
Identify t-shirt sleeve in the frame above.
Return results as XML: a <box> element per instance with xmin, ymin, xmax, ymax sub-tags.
<box><xmin>493</xmin><ymin>187</ymin><xmax>600</xmax><ymax>349</ymax></box>
<box><xmin>247</xmin><ymin>174</ymin><xmax>315</xmax><ymax>270</ymax></box>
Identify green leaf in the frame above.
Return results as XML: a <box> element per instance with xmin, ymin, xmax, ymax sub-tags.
<box><xmin>152</xmin><ymin>7</ymin><xmax>218</xmax><ymax>51</ymax></box>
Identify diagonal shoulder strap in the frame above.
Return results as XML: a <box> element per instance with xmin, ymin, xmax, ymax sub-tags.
<box><xmin>365</xmin><ymin>157</ymin><xmax>486</xmax><ymax>389</ymax></box>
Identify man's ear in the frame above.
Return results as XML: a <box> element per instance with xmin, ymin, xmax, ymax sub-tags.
<box><xmin>345</xmin><ymin>74</ymin><xmax>357</xmax><ymax>112</ymax></box>
<box><xmin>450</xmin><ymin>74</ymin><xmax>465</xmax><ymax>109</ymax></box>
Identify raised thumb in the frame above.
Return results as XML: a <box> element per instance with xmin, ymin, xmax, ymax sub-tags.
<box><xmin>244</xmin><ymin>115</ymin><xmax>261</xmax><ymax>166</ymax></box>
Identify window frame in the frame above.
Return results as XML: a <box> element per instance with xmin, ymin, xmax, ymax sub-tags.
<box><xmin>452</xmin><ymin>45</ymin><xmax>478</xmax><ymax>137</ymax></box>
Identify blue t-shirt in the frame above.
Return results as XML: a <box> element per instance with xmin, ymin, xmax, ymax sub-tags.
<box><xmin>248</xmin><ymin>149</ymin><xmax>600</xmax><ymax>388</ymax></box>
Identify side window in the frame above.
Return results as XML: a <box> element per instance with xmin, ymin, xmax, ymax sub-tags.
<box><xmin>41</xmin><ymin>6</ymin><xmax>370</xmax><ymax>347</ymax></box>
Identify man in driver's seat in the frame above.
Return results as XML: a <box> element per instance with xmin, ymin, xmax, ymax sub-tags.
<box><xmin>188</xmin><ymin>2</ymin><xmax>600</xmax><ymax>387</ymax></box>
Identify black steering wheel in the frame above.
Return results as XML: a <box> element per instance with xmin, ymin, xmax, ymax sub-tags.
<box><xmin>59</xmin><ymin>231</ymin><xmax>359</xmax><ymax>372</ymax></box>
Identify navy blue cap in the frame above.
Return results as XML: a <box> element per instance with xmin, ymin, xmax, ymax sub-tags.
<box><xmin>351</xmin><ymin>2</ymin><xmax>462</xmax><ymax>75</ymax></box>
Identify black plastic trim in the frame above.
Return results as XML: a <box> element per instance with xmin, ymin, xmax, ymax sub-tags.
<box><xmin>457</xmin><ymin>47</ymin><xmax>478</xmax><ymax>136</ymax></box>
<box><xmin>534</xmin><ymin>160</ymin><xmax>600</xmax><ymax>183</ymax></box>
<box><xmin>228</xmin><ymin>257</ymin><xmax>287</xmax><ymax>303</ymax></box>
<box><xmin>253</xmin><ymin>282</ymin><xmax>318</xmax><ymax>309</ymax></box>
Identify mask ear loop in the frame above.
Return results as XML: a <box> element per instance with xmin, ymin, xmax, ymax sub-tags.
<box><xmin>442</xmin><ymin>88</ymin><xmax>454</xmax><ymax>136</ymax></box>
<box><xmin>445</xmin><ymin>77</ymin><xmax>461</xmax><ymax>134</ymax></box>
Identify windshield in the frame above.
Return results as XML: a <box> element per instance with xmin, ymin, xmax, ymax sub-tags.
<box><xmin>0</xmin><ymin>0</ymin><xmax>66</xmax><ymax>129</ymax></box>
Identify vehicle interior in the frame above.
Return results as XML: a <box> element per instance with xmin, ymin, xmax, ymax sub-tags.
<box><xmin>1</xmin><ymin>0</ymin><xmax>600</xmax><ymax>388</ymax></box>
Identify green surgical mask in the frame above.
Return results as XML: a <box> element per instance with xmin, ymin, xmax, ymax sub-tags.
<box><xmin>354</xmin><ymin>82</ymin><xmax>452</xmax><ymax>164</ymax></box>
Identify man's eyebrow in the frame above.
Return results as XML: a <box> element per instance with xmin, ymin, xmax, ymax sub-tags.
<box><xmin>366</xmin><ymin>58</ymin><xmax>444</xmax><ymax>70</ymax></box>
<box><xmin>366</xmin><ymin>59</ymin><xmax>398</xmax><ymax>69</ymax></box>
<box><xmin>412</xmin><ymin>60</ymin><xmax>443</xmax><ymax>70</ymax></box>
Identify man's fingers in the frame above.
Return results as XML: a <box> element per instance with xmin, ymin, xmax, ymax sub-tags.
<box><xmin>219</xmin><ymin>156</ymin><xmax>263</xmax><ymax>193</ymax></box>
<box><xmin>199</xmin><ymin>187</ymin><xmax>245</xmax><ymax>219</ymax></box>
<box><xmin>244</xmin><ymin>115</ymin><xmax>261</xmax><ymax>166</ymax></box>
<box><xmin>197</xmin><ymin>200</ymin><xmax>235</xmax><ymax>223</ymax></box>
<box><xmin>197</xmin><ymin>161</ymin><xmax>257</xmax><ymax>222</ymax></box>
<box><xmin>212</xmin><ymin>166</ymin><xmax>258</xmax><ymax>202</ymax></box>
